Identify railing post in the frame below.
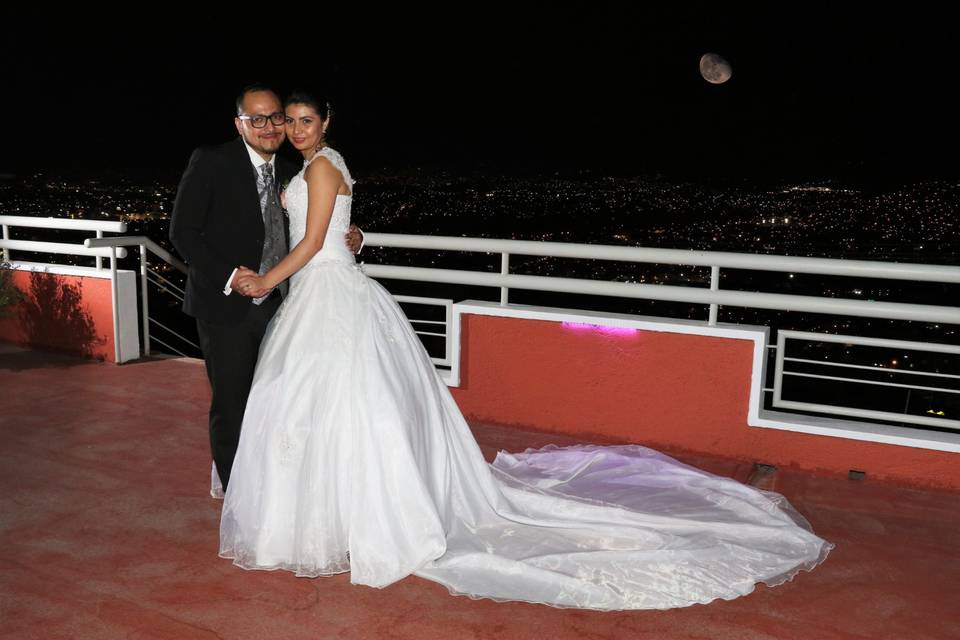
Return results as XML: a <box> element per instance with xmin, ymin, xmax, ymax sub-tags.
<box><xmin>500</xmin><ymin>252</ymin><xmax>510</xmax><ymax>306</ymax></box>
<box><xmin>109</xmin><ymin>247</ymin><xmax>122</xmax><ymax>363</ymax></box>
<box><xmin>2</xmin><ymin>224</ymin><xmax>9</xmax><ymax>262</ymax></box>
<box><xmin>708</xmin><ymin>265</ymin><xmax>721</xmax><ymax>326</ymax></box>
<box><xmin>140</xmin><ymin>244</ymin><xmax>150</xmax><ymax>357</ymax></box>
<box><xmin>95</xmin><ymin>230</ymin><xmax>103</xmax><ymax>270</ymax></box>
<box><xmin>444</xmin><ymin>301</ymin><xmax>453</xmax><ymax>366</ymax></box>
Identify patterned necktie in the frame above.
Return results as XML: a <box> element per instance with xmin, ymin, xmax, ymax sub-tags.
<box><xmin>259</xmin><ymin>162</ymin><xmax>274</xmax><ymax>211</ymax></box>
<box><xmin>253</xmin><ymin>162</ymin><xmax>288</xmax><ymax>304</ymax></box>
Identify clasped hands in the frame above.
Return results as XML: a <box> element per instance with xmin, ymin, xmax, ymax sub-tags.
<box><xmin>232</xmin><ymin>224</ymin><xmax>365</xmax><ymax>298</ymax></box>
<box><xmin>233</xmin><ymin>267</ymin><xmax>271</xmax><ymax>298</ymax></box>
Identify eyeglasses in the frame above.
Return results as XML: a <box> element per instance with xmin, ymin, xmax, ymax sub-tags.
<box><xmin>238</xmin><ymin>112</ymin><xmax>286</xmax><ymax>128</ymax></box>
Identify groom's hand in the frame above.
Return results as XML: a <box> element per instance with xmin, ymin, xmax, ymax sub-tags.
<box><xmin>345</xmin><ymin>224</ymin><xmax>363</xmax><ymax>254</ymax></box>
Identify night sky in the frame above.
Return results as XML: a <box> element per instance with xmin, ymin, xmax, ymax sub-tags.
<box><xmin>5</xmin><ymin>6</ymin><xmax>957</xmax><ymax>183</ymax></box>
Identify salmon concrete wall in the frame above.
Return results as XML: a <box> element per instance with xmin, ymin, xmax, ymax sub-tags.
<box><xmin>0</xmin><ymin>267</ymin><xmax>139</xmax><ymax>363</ymax></box>
<box><xmin>449</xmin><ymin>313</ymin><xmax>960</xmax><ymax>489</ymax></box>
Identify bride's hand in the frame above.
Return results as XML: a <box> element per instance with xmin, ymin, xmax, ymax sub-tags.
<box><xmin>236</xmin><ymin>273</ymin><xmax>272</xmax><ymax>298</ymax></box>
<box><xmin>280</xmin><ymin>189</ymin><xmax>287</xmax><ymax>210</ymax></box>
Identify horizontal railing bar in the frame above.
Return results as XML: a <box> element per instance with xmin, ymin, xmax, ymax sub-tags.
<box><xmin>363</xmin><ymin>264</ymin><xmax>960</xmax><ymax>324</ymax></box>
<box><xmin>0</xmin><ymin>238</ymin><xmax>127</xmax><ymax>259</ymax></box>
<box><xmin>393</xmin><ymin>294</ymin><xmax>454</xmax><ymax>306</ymax></box>
<box><xmin>783</xmin><ymin>370</ymin><xmax>960</xmax><ymax>394</ymax></box>
<box><xmin>779</xmin><ymin>330</ymin><xmax>960</xmax><ymax>354</ymax></box>
<box><xmin>783</xmin><ymin>356</ymin><xmax>960</xmax><ymax>380</ymax></box>
<box><xmin>0</xmin><ymin>215</ymin><xmax>126</xmax><ymax>232</ymax></box>
<box><xmin>85</xmin><ymin>236</ymin><xmax>186</xmax><ymax>273</ymax></box>
<box><xmin>363</xmin><ymin>232</ymin><xmax>960</xmax><ymax>283</ymax></box>
<box><xmin>773</xmin><ymin>398</ymin><xmax>960</xmax><ymax>430</ymax></box>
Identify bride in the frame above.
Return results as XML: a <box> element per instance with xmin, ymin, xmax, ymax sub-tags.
<box><xmin>219</xmin><ymin>91</ymin><xmax>832</xmax><ymax>610</ymax></box>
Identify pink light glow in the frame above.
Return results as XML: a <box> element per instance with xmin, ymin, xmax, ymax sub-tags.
<box><xmin>561</xmin><ymin>322</ymin><xmax>639</xmax><ymax>336</ymax></box>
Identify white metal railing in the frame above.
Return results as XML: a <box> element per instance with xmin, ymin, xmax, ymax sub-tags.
<box><xmin>1</xmin><ymin>215</ymin><xmax>132</xmax><ymax>362</ymax></box>
<box><xmin>362</xmin><ymin>233</ymin><xmax>960</xmax><ymax>326</ymax></box>
<box><xmin>0</xmin><ymin>217</ymin><xmax>196</xmax><ymax>362</ymax></box>
<box><xmin>84</xmin><ymin>235</ymin><xmax>458</xmax><ymax>362</ymax></box>
<box><xmin>84</xmin><ymin>236</ymin><xmax>191</xmax><ymax>358</ymax></box>
<box><xmin>394</xmin><ymin>295</ymin><xmax>454</xmax><ymax>366</ymax></box>
<box><xmin>360</xmin><ymin>232</ymin><xmax>960</xmax><ymax>432</ymax></box>
<box><xmin>773</xmin><ymin>331</ymin><xmax>960</xmax><ymax>430</ymax></box>
<box><xmin>0</xmin><ymin>215</ymin><xmax>129</xmax><ymax>264</ymax></box>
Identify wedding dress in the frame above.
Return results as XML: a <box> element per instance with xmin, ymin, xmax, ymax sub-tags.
<box><xmin>218</xmin><ymin>147</ymin><xmax>831</xmax><ymax>610</ymax></box>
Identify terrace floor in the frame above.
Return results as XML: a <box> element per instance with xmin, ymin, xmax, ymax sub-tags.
<box><xmin>2</xmin><ymin>344</ymin><xmax>958</xmax><ymax>640</ymax></box>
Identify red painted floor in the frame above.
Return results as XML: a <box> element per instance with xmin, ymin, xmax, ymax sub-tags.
<box><xmin>2</xmin><ymin>344</ymin><xmax>959</xmax><ymax>640</ymax></box>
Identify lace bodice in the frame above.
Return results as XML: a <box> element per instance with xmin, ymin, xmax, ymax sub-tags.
<box><xmin>284</xmin><ymin>147</ymin><xmax>355</xmax><ymax>265</ymax></box>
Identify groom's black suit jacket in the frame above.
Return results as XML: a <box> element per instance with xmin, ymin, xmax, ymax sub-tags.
<box><xmin>170</xmin><ymin>138</ymin><xmax>298</xmax><ymax>325</ymax></box>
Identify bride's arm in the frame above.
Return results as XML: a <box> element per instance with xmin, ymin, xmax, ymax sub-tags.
<box><xmin>241</xmin><ymin>158</ymin><xmax>339</xmax><ymax>295</ymax></box>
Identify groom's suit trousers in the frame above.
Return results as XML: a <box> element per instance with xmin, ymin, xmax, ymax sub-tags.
<box><xmin>197</xmin><ymin>290</ymin><xmax>282</xmax><ymax>490</ymax></box>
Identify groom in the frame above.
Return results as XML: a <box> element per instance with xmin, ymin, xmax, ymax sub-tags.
<box><xmin>170</xmin><ymin>84</ymin><xmax>362</xmax><ymax>491</ymax></box>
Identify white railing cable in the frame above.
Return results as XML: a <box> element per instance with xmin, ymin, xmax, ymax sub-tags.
<box><xmin>146</xmin><ymin>278</ymin><xmax>184</xmax><ymax>302</ymax></box>
<box><xmin>146</xmin><ymin>277</ymin><xmax>184</xmax><ymax>303</ymax></box>
<box><xmin>782</xmin><ymin>370</ymin><xmax>960</xmax><ymax>395</ymax></box>
<box><xmin>782</xmin><ymin>356</ymin><xmax>960</xmax><ymax>380</ymax></box>
<box><xmin>148</xmin><ymin>335</ymin><xmax>189</xmax><ymax>359</ymax></box>
<box><xmin>147</xmin><ymin>268</ymin><xmax>185</xmax><ymax>295</ymax></box>
<box><xmin>148</xmin><ymin>318</ymin><xmax>200</xmax><ymax>350</ymax></box>
<box><xmin>778</xmin><ymin>330</ymin><xmax>960</xmax><ymax>353</ymax></box>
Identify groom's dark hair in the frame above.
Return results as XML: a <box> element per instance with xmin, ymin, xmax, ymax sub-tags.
<box><xmin>236</xmin><ymin>83</ymin><xmax>280</xmax><ymax>115</ymax></box>
<box><xmin>284</xmin><ymin>90</ymin><xmax>332</xmax><ymax>120</ymax></box>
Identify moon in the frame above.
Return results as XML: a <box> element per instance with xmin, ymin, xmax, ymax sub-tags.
<box><xmin>699</xmin><ymin>53</ymin><xmax>732</xmax><ymax>84</ymax></box>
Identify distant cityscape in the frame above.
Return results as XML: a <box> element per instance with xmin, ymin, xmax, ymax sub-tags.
<box><xmin>3</xmin><ymin>171</ymin><xmax>956</xmax><ymax>260</ymax></box>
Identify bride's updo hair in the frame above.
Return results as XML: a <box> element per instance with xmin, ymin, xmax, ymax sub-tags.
<box><xmin>284</xmin><ymin>90</ymin><xmax>332</xmax><ymax>120</ymax></box>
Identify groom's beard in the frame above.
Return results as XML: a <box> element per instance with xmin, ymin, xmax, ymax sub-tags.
<box><xmin>248</xmin><ymin>133</ymin><xmax>284</xmax><ymax>156</ymax></box>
